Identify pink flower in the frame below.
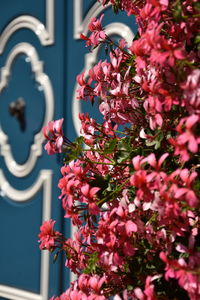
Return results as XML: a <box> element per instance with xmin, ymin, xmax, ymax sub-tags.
<box><xmin>142</xmin><ymin>153</ymin><xmax>169</xmax><ymax>170</ymax></box>
<box><xmin>81</xmin><ymin>184</ymin><xmax>100</xmax><ymax>215</ymax></box>
<box><xmin>160</xmin><ymin>252</ymin><xmax>200</xmax><ymax>298</ymax></box>
<box><xmin>181</xmin><ymin>69</ymin><xmax>200</xmax><ymax>111</ymax></box>
<box><xmin>134</xmin><ymin>276</ymin><xmax>158</xmax><ymax>300</ymax></box>
<box><xmin>42</xmin><ymin>118</ymin><xmax>64</xmax><ymax>155</ymax></box>
<box><xmin>170</xmin><ymin>115</ymin><xmax>200</xmax><ymax>161</ymax></box>
<box><xmin>176</xmin><ymin>115</ymin><xmax>200</xmax><ymax>153</ymax></box>
<box><xmin>38</xmin><ymin>219</ymin><xmax>61</xmax><ymax>250</ymax></box>
<box><xmin>88</xmin><ymin>14</ymin><xmax>104</xmax><ymax>33</ymax></box>
<box><xmin>89</xmin><ymin>275</ymin><xmax>106</xmax><ymax>293</ymax></box>
<box><xmin>125</xmin><ymin>220</ymin><xmax>138</xmax><ymax>236</ymax></box>
<box><xmin>80</xmin><ymin>14</ymin><xmax>106</xmax><ymax>48</ymax></box>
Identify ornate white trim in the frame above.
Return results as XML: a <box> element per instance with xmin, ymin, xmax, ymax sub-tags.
<box><xmin>74</xmin><ymin>0</ymin><xmax>111</xmax><ymax>39</ymax></box>
<box><xmin>72</xmin><ymin>22</ymin><xmax>134</xmax><ymax>136</ymax></box>
<box><xmin>0</xmin><ymin>286</ymin><xmax>42</xmax><ymax>300</ymax></box>
<box><xmin>0</xmin><ymin>0</ymin><xmax>54</xmax><ymax>54</ymax></box>
<box><xmin>0</xmin><ymin>42</ymin><xmax>54</xmax><ymax>177</ymax></box>
<box><xmin>0</xmin><ymin>169</ymin><xmax>52</xmax><ymax>300</ymax></box>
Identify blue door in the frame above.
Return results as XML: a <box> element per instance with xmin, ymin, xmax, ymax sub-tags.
<box><xmin>0</xmin><ymin>1</ymin><xmax>66</xmax><ymax>299</ymax></box>
<box><xmin>0</xmin><ymin>1</ymin><xmax>137</xmax><ymax>299</ymax></box>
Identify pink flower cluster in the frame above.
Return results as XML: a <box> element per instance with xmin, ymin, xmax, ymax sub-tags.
<box><xmin>39</xmin><ymin>0</ymin><xmax>200</xmax><ymax>299</ymax></box>
<box><xmin>77</xmin><ymin>40</ymin><xmax>142</xmax><ymax>125</ymax></box>
<box><xmin>80</xmin><ymin>14</ymin><xmax>106</xmax><ymax>48</ymax></box>
<box><xmin>50</xmin><ymin>274</ymin><xmax>106</xmax><ymax>300</ymax></box>
<box><xmin>38</xmin><ymin>219</ymin><xmax>61</xmax><ymax>251</ymax></box>
<box><xmin>160</xmin><ymin>248</ymin><xmax>200</xmax><ymax>300</ymax></box>
<box><xmin>58</xmin><ymin>160</ymin><xmax>100</xmax><ymax>222</ymax></box>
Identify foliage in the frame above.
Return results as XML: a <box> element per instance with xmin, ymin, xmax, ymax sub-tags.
<box><xmin>39</xmin><ymin>0</ymin><xmax>200</xmax><ymax>299</ymax></box>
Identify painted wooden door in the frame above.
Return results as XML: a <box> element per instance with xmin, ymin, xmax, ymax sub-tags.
<box><xmin>0</xmin><ymin>1</ymin><xmax>66</xmax><ymax>299</ymax></box>
<box><xmin>0</xmin><ymin>1</ymin><xmax>137</xmax><ymax>300</ymax></box>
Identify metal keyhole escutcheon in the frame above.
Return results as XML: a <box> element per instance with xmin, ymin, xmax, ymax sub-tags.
<box><xmin>9</xmin><ymin>97</ymin><xmax>26</xmax><ymax>131</ymax></box>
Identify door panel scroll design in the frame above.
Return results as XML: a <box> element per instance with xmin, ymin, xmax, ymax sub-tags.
<box><xmin>0</xmin><ymin>0</ymin><xmax>54</xmax><ymax>54</ymax></box>
<box><xmin>0</xmin><ymin>169</ymin><xmax>52</xmax><ymax>300</ymax></box>
<box><xmin>0</xmin><ymin>42</ymin><xmax>54</xmax><ymax>177</ymax></box>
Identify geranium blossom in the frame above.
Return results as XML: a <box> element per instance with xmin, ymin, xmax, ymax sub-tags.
<box><xmin>38</xmin><ymin>219</ymin><xmax>61</xmax><ymax>250</ymax></box>
<box><xmin>80</xmin><ymin>14</ymin><xmax>106</xmax><ymax>48</ymax></box>
<box><xmin>42</xmin><ymin>118</ymin><xmax>64</xmax><ymax>155</ymax></box>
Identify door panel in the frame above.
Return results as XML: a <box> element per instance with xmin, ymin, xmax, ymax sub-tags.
<box><xmin>0</xmin><ymin>1</ymin><xmax>65</xmax><ymax>300</ymax></box>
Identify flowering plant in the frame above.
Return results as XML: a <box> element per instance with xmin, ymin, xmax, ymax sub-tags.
<box><xmin>39</xmin><ymin>0</ymin><xmax>200</xmax><ymax>299</ymax></box>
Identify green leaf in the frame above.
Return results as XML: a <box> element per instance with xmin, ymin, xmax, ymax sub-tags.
<box><xmin>111</xmin><ymin>137</ymin><xmax>133</xmax><ymax>163</ymax></box>
<box><xmin>123</xmin><ymin>263</ymin><xmax>130</xmax><ymax>273</ymax></box>
<box><xmin>127</xmin><ymin>285</ymin><xmax>134</xmax><ymax>291</ymax></box>
<box><xmin>103</xmin><ymin>138</ymin><xmax>117</xmax><ymax>154</ymax></box>
<box><xmin>75</xmin><ymin>136</ymin><xmax>84</xmax><ymax>145</ymax></box>
<box><xmin>118</xmin><ymin>137</ymin><xmax>132</xmax><ymax>151</ymax></box>
<box><xmin>83</xmin><ymin>251</ymin><xmax>99</xmax><ymax>274</ymax></box>
<box><xmin>63</xmin><ymin>136</ymin><xmax>84</xmax><ymax>163</ymax></box>
<box><xmin>173</xmin><ymin>0</ymin><xmax>183</xmax><ymax>21</ymax></box>
<box><xmin>195</xmin><ymin>35</ymin><xmax>200</xmax><ymax>43</ymax></box>
<box><xmin>90</xmin><ymin>174</ymin><xmax>110</xmax><ymax>190</ymax></box>
<box><xmin>107</xmin><ymin>182</ymin><xmax>114</xmax><ymax>192</ymax></box>
<box><xmin>194</xmin><ymin>2</ymin><xmax>200</xmax><ymax>11</ymax></box>
<box><xmin>116</xmin><ymin>150</ymin><xmax>130</xmax><ymax>163</ymax></box>
<box><xmin>146</xmin><ymin>140</ymin><xmax>157</xmax><ymax>147</ymax></box>
<box><xmin>145</xmin><ymin>131</ymin><xmax>164</xmax><ymax>150</ymax></box>
<box><xmin>155</xmin><ymin>131</ymin><xmax>164</xmax><ymax>150</ymax></box>
<box><xmin>195</xmin><ymin>34</ymin><xmax>200</xmax><ymax>49</ymax></box>
<box><xmin>132</xmin><ymin>31</ymin><xmax>140</xmax><ymax>42</ymax></box>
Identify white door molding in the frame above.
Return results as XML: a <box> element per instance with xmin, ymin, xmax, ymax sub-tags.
<box><xmin>0</xmin><ymin>0</ymin><xmax>54</xmax><ymax>54</ymax></box>
<box><xmin>0</xmin><ymin>42</ymin><xmax>54</xmax><ymax>177</ymax></box>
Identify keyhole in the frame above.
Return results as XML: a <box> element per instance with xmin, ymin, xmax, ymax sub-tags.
<box><xmin>9</xmin><ymin>97</ymin><xmax>26</xmax><ymax>131</ymax></box>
